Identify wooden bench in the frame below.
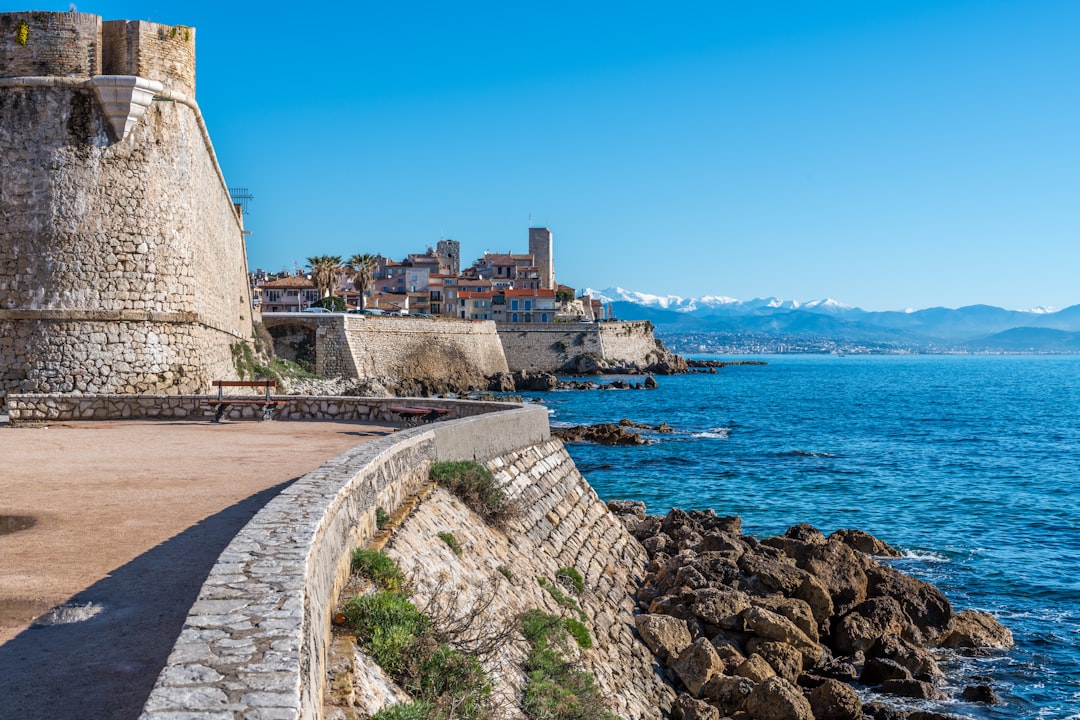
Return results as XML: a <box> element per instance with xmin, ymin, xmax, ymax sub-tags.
<box><xmin>203</xmin><ymin>380</ymin><xmax>287</xmax><ymax>422</ymax></box>
<box><xmin>386</xmin><ymin>405</ymin><xmax>453</xmax><ymax>427</ymax></box>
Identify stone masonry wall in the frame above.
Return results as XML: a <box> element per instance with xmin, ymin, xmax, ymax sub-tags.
<box><xmin>0</xmin><ymin>78</ymin><xmax>253</xmax><ymax>400</ymax></box>
<box><xmin>496</xmin><ymin>322</ymin><xmax>605</xmax><ymax>373</ymax></box>
<box><xmin>382</xmin><ymin>441</ymin><xmax>676</xmax><ymax>719</ymax></box>
<box><xmin>0</xmin><ymin>12</ymin><xmax>102</xmax><ymax>77</ymax></box>
<box><xmin>102</xmin><ymin>20</ymin><xmax>196</xmax><ymax>96</ymax></box>
<box><xmin>497</xmin><ymin>321</ymin><xmax>665</xmax><ymax>373</ymax></box>
<box><xmin>598</xmin><ymin>320</ymin><xmax>667</xmax><ymax>365</ymax></box>
<box><xmin>136</xmin><ymin>404</ymin><xmax>552</xmax><ymax>720</ymax></box>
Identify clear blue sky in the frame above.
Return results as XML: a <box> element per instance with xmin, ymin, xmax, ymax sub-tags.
<box><xmin>57</xmin><ymin>1</ymin><xmax>1080</xmax><ymax>311</ymax></box>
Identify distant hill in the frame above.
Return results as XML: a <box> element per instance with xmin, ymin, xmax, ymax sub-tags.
<box><xmin>584</xmin><ymin>287</ymin><xmax>1080</xmax><ymax>353</ymax></box>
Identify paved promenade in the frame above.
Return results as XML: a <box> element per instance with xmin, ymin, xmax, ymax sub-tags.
<box><xmin>0</xmin><ymin>417</ymin><xmax>393</xmax><ymax>720</ymax></box>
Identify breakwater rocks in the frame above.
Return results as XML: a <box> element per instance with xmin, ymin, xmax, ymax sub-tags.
<box><xmin>607</xmin><ymin>502</ymin><xmax>1013</xmax><ymax>720</ymax></box>
<box><xmin>553</xmin><ymin>419</ymin><xmax>674</xmax><ymax>446</ymax></box>
<box><xmin>495</xmin><ymin>369</ymin><xmax>661</xmax><ymax>392</ymax></box>
<box><xmin>687</xmin><ymin>360</ymin><xmax>768</xmax><ymax>374</ymax></box>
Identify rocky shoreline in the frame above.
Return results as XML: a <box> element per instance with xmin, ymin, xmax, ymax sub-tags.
<box><xmin>607</xmin><ymin>502</ymin><xmax>1012</xmax><ymax>720</ymax></box>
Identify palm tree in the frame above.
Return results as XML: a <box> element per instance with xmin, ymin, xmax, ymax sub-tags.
<box><xmin>306</xmin><ymin>255</ymin><xmax>342</xmax><ymax>299</ymax></box>
<box><xmin>347</xmin><ymin>253</ymin><xmax>378</xmax><ymax>311</ymax></box>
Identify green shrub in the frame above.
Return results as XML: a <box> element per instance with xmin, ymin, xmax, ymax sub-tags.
<box><xmin>351</xmin><ymin>549</ymin><xmax>405</xmax><ymax>591</ymax></box>
<box><xmin>370</xmin><ymin>701</ymin><xmax>432</xmax><ymax>720</ymax></box>
<box><xmin>520</xmin><ymin>610</ymin><xmax>614</xmax><ymax>720</ymax></box>
<box><xmin>556</xmin><ymin>566</ymin><xmax>585</xmax><ymax>595</ymax></box>
<box><xmin>376</xmin><ymin>506</ymin><xmax>391</xmax><ymax>529</ymax></box>
<box><xmin>563</xmin><ymin>619</ymin><xmax>592</xmax><ymax>650</ymax></box>
<box><xmin>537</xmin><ymin>577</ymin><xmax>587</xmax><ymax>623</ymax></box>
<box><xmin>415</xmin><ymin>644</ymin><xmax>492</xmax><ymax>719</ymax></box>
<box><xmin>497</xmin><ymin>565</ymin><xmax>514</xmax><ymax>582</ymax></box>
<box><xmin>429</xmin><ymin>461</ymin><xmax>517</xmax><ymax>528</ymax></box>
<box><xmin>438</xmin><ymin>531</ymin><xmax>463</xmax><ymax>557</ymax></box>
<box><xmin>341</xmin><ymin>591</ymin><xmax>429</xmax><ymax>674</ymax></box>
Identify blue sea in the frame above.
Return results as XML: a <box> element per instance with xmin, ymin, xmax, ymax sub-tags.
<box><xmin>521</xmin><ymin>354</ymin><xmax>1080</xmax><ymax>719</ymax></box>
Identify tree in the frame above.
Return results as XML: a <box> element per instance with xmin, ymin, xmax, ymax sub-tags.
<box><xmin>306</xmin><ymin>255</ymin><xmax>342</xmax><ymax>299</ymax></box>
<box><xmin>347</xmin><ymin>253</ymin><xmax>378</xmax><ymax>311</ymax></box>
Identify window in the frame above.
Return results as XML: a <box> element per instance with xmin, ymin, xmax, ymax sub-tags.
<box><xmin>541</xmin><ymin>313</ymin><xmax>548</xmax><ymax>322</ymax></box>
<box><xmin>524</xmin><ymin>300</ymin><xmax>532</xmax><ymax>310</ymax></box>
<box><xmin>512</xmin><ymin>313</ymin><xmax>518</xmax><ymax>322</ymax></box>
<box><xmin>511</xmin><ymin>299</ymin><xmax>519</xmax><ymax>311</ymax></box>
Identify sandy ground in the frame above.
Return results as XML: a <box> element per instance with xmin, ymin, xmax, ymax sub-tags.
<box><xmin>0</xmin><ymin>417</ymin><xmax>394</xmax><ymax>720</ymax></box>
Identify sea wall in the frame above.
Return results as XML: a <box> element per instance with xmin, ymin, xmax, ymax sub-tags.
<box><xmin>375</xmin><ymin>440</ymin><xmax>676</xmax><ymax>719</ymax></box>
<box><xmin>262</xmin><ymin>315</ymin><xmax>509</xmax><ymax>389</ymax></box>
<box><xmin>496</xmin><ymin>320</ymin><xmax>671</xmax><ymax>373</ymax></box>
<box><xmin>0</xmin><ymin>12</ymin><xmax>253</xmax><ymax>403</ymax></box>
<box><xmin>137</xmin><ymin>403</ymin><xmax>552</xmax><ymax>720</ymax></box>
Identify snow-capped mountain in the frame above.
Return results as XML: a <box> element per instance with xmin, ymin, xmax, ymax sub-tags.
<box><xmin>580</xmin><ymin>287</ymin><xmax>1080</xmax><ymax>352</ymax></box>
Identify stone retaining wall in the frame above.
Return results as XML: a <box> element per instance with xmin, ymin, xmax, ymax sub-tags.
<box><xmin>380</xmin><ymin>441</ymin><xmax>676</xmax><ymax>719</ymax></box>
<box><xmin>4</xmin><ymin>393</ymin><xmax>518</xmax><ymax>425</ymax></box>
<box><xmin>136</xmin><ymin>403</ymin><xmax>551</xmax><ymax>720</ymax></box>
<box><xmin>496</xmin><ymin>321</ymin><xmax>667</xmax><ymax>373</ymax></box>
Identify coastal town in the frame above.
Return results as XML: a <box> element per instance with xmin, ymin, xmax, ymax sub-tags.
<box><xmin>251</xmin><ymin>228</ymin><xmax>612</xmax><ymax>323</ymax></box>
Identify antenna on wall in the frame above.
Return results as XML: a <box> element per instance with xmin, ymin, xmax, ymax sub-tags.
<box><xmin>229</xmin><ymin>187</ymin><xmax>253</xmax><ymax>215</ymax></box>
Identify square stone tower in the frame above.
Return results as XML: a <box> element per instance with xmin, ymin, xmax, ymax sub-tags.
<box><xmin>528</xmin><ymin>227</ymin><xmax>554</xmax><ymax>290</ymax></box>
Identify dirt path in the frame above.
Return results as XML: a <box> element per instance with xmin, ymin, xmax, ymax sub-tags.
<box><xmin>0</xmin><ymin>417</ymin><xmax>393</xmax><ymax>719</ymax></box>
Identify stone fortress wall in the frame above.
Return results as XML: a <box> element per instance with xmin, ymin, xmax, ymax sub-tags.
<box><xmin>262</xmin><ymin>314</ymin><xmax>509</xmax><ymax>386</ymax></box>
<box><xmin>497</xmin><ymin>320</ymin><xmax>669</xmax><ymax>372</ymax></box>
<box><xmin>0</xmin><ymin>12</ymin><xmax>252</xmax><ymax>401</ymax></box>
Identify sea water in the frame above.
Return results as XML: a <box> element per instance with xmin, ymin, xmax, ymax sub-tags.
<box><xmin>521</xmin><ymin>354</ymin><xmax>1080</xmax><ymax>719</ymax></box>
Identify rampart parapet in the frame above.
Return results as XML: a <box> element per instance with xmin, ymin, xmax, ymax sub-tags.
<box><xmin>1</xmin><ymin>12</ymin><xmax>195</xmax><ymax>96</ymax></box>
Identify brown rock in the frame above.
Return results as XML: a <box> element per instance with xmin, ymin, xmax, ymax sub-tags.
<box><xmin>700</xmin><ymin>674</ymin><xmax>754</xmax><ymax>715</ymax></box>
<box><xmin>690</xmin><ymin>588</ymin><xmax>752</xmax><ymax>628</ymax></box>
<box><xmin>745</xmin><ymin>639</ymin><xmax>803</xmax><ymax>683</ymax></box>
<box><xmin>793</xmin><ymin>574</ymin><xmax>835</xmax><ymax>628</ymax></box>
<box><xmin>635</xmin><ymin>613</ymin><xmax>693</xmax><ymax>663</ymax></box>
<box><xmin>868</xmin><ymin>634</ymin><xmax>942</xmax><ymax>681</ymax></box>
<box><xmin>865</xmin><ymin>563</ymin><xmax>952</xmax><ymax>644</ymax></box>
<box><xmin>673</xmin><ymin>637</ymin><xmax>726</xmax><ymax>697</ymax></box>
<box><xmin>832</xmin><ymin>596</ymin><xmax>910</xmax><ymax>655</ymax></box>
<box><xmin>860</xmin><ymin>657</ymin><xmax>912</xmax><ymax>686</ymax></box>
<box><xmin>862</xmin><ymin>701</ymin><xmax>908</xmax><ymax>720</ymax></box>
<box><xmin>936</xmin><ymin>610</ymin><xmax>1014</xmax><ymax>650</ymax></box>
<box><xmin>807</xmin><ymin>678</ymin><xmax>863</xmax><ymax>720</ymax></box>
<box><xmin>742</xmin><ymin>606</ymin><xmax>823</xmax><ymax>667</ymax></box>
<box><xmin>734</xmin><ymin>653</ymin><xmax>776</xmax><ymax>682</ymax></box>
<box><xmin>796</xmin><ymin>539</ymin><xmax>869</xmax><ymax>616</ymax></box>
<box><xmin>739</xmin><ymin>552</ymin><xmax>810</xmax><ymax>596</ymax></box>
<box><xmin>745</xmin><ymin>676</ymin><xmax>815</xmax><ymax>720</ymax></box>
<box><xmin>751</xmin><ymin>595</ymin><xmax>819</xmax><ymax>643</ymax></box>
<box><xmin>881</xmin><ymin>678</ymin><xmax>947</xmax><ymax>700</ymax></box>
<box><xmin>829</xmin><ymin>528</ymin><xmax>902</xmax><ymax>557</ymax></box>
<box><xmin>961</xmin><ymin>684</ymin><xmax>999</xmax><ymax>704</ymax></box>
<box><xmin>674</xmin><ymin>693</ymin><xmax>721</xmax><ymax>720</ymax></box>
<box><xmin>551</xmin><ymin>422</ymin><xmax>647</xmax><ymax>445</ymax></box>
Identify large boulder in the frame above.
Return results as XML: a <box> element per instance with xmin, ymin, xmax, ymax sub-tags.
<box><xmin>701</xmin><ymin>673</ymin><xmax>754</xmax><ymax>715</ymax></box>
<box><xmin>673</xmin><ymin>693</ymin><xmax>721</xmax><ymax>720</ymax></box>
<box><xmin>733</xmin><ymin>653</ymin><xmax>776</xmax><ymax>682</ymax></box>
<box><xmin>742</xmin><ymin>606</ymin><xmax>823</xmax><ymax>667</ymax></box>
<box><xmin>936</xmin><ymin>610</ymin><xmax>1014</xmax><ymax>650</ymax></box>
<box><xmin>635</xmin><ymin>613</ymin><xmax>693</xmax><ymax>663</ymax></box>
<box><xmin>860</xmin><ymin>657</ymin><xmax>912</xmax><ymax>686</ymax></box>
<box><xmin>690</xmin><ymin>588</ymin><xmax>752</xmax><ymax>629</ymax></box>
<box><xmin>807</xmin><ymin>678</ymin><xmax>863</xmax><ymax>720</ymax></box>
<box><xmin>829</xmin><ymin>529</ymin><xmax>902</xmax><ymax>558</ymax></box>
<box><xmin>880</xmin><ymin>678</ymin><xmax>947</xmax><ymax>701</ymax></box>
<box><xmin>739</xmin><ymin>552</ymin><xmax>810</xmax><ymax>596</ymax></box>
<box><xmin>832</xmin><ymin>596</ymin><xmax>911</xmax><ymax>655</ymax></box>
<box><xmin>745</xmin><ymin>676</ymin><xmax>814</xmax><ymax>720</ymax></box>
<box><xmin>796</xmin><ymin>540</ymin><xmax>869</xmax><ymax>616</ymax></box>
<box><xmin>868</xmin><ymin>634</ymin><xmax>943</xmax><ymax>681</ymax></box>
<box><xmin>864</xmin><ymin>563</ymin><xmax>952</xmax><ymax>644</ymax></box>
<box><xmin>745</xmin><ymin>639</ymin><xmax>803</xmax><ymax>683</ymax></box>
<box><xmin>793</xmin><ymin>574</ymin><xmax>835</xmax><ymax>629</ymax></box>
<box><xmin>751</xmin><ymin>595</ymin><xmax>819</xmax><ymax>643</ymax></box>
<box><xmin>673</xmin><ymin>637</ymin><xmax>725</xmax><ymax>697</ymax></box>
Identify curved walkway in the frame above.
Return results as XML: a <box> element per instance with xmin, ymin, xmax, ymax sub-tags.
<box><xmin>0</xmin><ymin>418</ymin><xmax>393</xmax><ymax>720</ymax></box>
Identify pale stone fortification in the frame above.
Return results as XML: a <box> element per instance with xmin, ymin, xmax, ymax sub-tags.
<box><xmin>497</xmin><ymin>320</ymin><xmax>675</xmax><ymax>372</ymax></box>
<box><xmin>0</xmin><ymin>12</ymin><xmax>253</xmax><ymax>402</ymax></box>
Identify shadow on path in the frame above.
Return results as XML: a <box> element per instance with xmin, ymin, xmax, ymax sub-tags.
<box><xmin>0</xmin><ymin>479</ymin><xmax>296</xmax><ymax>720</ymax></box>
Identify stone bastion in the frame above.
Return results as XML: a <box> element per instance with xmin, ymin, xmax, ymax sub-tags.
<box><xmin>0</xmin><ymin>11</ymin><xmax>253</xmax><ymax>402</ymax></box>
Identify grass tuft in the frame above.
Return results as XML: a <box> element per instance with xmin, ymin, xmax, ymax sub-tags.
<box><xmin>352</xmin><ymin>549</ymin><xmax>405</xmax><ymax>591</ymax></box>
<box><xmin>429</xmin><ymin>461</ymin><xmax>517</xmax><ymax>528</ymax></box>
<box><xmin>438</xmin><ymin>531</ymin><xmax>463</xmax><ymax>557</ymax></box>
